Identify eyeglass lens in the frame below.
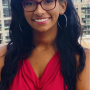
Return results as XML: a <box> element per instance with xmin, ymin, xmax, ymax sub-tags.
<box><xmin>23</xmin><ymin>0</ymin><xmax>56</xmax><ymax>11</ymax></box>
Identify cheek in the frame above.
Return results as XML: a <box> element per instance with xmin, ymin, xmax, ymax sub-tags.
<box><xmin>52</xmin><ymin>4</ymin><xmax>61</xmax><ymax>17</ymax></box>
<box><xmin>50</xmin><ymin>8</ymin><xmax>60</xmax><ymax>21</ymax></box>
<box><xmin>24</xmin><ymin>12</ymin><xmax>32</xmax><ymax>23</ymax></box>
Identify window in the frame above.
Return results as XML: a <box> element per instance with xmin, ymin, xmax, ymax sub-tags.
<box><xmin>86</xmin><ymin>15</ymin><xmax>90</xmax><ymax>19</ymax></box>
<box><xmin>5</xmin><ymin>32</ymin><xmax>10</xmax><ymax>43</ymax></box>
<box><xmin>82</xmin><ymin>19</ymin><xmax>90</xmax><ymax>25</ymax></box>
<box><xmin>82</xmin><ymin>25</ymin><xmax>90</xmax><ymax>35</ymax></box>
<box><xmin>81</xmin><ymin>4</ymin><xmax>90</xmax><ymax>14</ymax></box>
<box><xmin>75</xmin><ymin>5</ymin><xmax>78</xmax><ymax>13</ymax></box>
<box><xmin>0</xmin><ymin>21</ymin><xmax>2</xmax><ymax>31</ymax></box>
<box><xmin>0</xmin><ymin>33</ymin><xmax>3</xmax><ymax>44</ymax></box>
<box><xmin>2</xmin><ymin>0</ymin><xmax>11</xmax><ymax>17</ymax></box>
<box><xmin>82</xmin><ymin>15</ymin><xmax>90</xmax><ymax>24</ymax></box>
<box><xmin>4</xmin><ymin>20</ymin><xmax>10</xmax><ymax>30</ymax></box>
<box><xmin>82</xmin><ymin>25</ymin><xmax>90</xmax><ymax>30</ymax></box>
<box><xmin>73</xmin><ymin>0</ymin><xmax>81</xmax><ymax>3</ymax></box>
<box><xmin>86</xmin><ymin>20</ymin><xmax>90</xmax><ymax>24</ymax></box>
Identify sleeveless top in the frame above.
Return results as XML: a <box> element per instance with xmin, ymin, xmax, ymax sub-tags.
<box><xmin>9</xmin><ymin>51</ymin><xmax>67</xmax><ymax>90</ymax></box>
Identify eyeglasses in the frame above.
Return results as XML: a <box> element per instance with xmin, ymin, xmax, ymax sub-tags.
<box><xmin>22</xmin><ymin>0</ymin><xmax>57</xmax><ymax>12</ymax></box>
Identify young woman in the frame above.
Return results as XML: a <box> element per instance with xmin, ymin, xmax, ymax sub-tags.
<box><xmin>0</xmin><ymin>0</ymin><xmax>89</xmax><ymax>90</ymax></box>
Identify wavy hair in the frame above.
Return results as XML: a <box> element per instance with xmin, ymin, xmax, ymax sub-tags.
<box><xmin>0</xmin><ymin>0</ymin><xmax>86</xmax><ymax>90</ymax></box>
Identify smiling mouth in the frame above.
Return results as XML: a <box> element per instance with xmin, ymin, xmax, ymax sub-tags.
<box><xmin>33</xmin><ymin>18</ymin><xmax>50</xmax><ymax>22</ymax></box>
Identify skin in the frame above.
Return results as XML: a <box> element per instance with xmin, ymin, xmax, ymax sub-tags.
<box><xmin>76</xmin><ymin>48</ymin><xmax>90</xmax><ymax>90</ymax></box>
<box><xmin>24</xmin><ymin>0</ymin><xmax>67</xmax><ymax>78</ymax></box>
<box><xmin>0</xmin><ymin>0</ymin><xmax>90</xmax><ymax>90</ymax></box>
<box><xmin>22</xmin><ymin>0</ymin><xmax>67</xmax><ymax>78</ymax></box>
<box><xmin>24</xmin><ymin>0</ymin><xmax>67</xmax><ymax>46</ymax></box>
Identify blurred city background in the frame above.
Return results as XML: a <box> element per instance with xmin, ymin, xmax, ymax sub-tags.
<box><xmin>0</xmin><ymin>0</ymin><xmax>90</xmax><ymax>48</ymax></box>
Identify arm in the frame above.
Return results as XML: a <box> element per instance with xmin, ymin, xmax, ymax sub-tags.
<box><xmin>0</xmin><ymin>45</ymin><xmax>7</xmax><ymax>81</ymax></box>
<box><xmin>76</xmin><ymin>48</ymin><xmax>90</xmax><ymax>90</ymax></box>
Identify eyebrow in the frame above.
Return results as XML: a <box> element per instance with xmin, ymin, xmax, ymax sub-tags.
<box><xmin>33</xmin><ymin>0</ymin><xmax>43</xmax><ymax>2</ymax></box>
<box><xmin>24</xmin><ymin>0</ymin><xmax>43</xmax><ymax>2</ymax></box>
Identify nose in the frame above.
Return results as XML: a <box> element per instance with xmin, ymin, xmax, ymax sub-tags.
<box><xmin>34</xmin><ymin>4</ymin><xmax>46</xmax><ymax>16</ymax></box>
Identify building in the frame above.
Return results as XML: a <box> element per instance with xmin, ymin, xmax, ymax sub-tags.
<box><xmin>73</xmin><ymin>0</ymin><xmax>90</xmax><ymax>35</ymax></box>
<box><xmin>72</xmin><ymin>0</ymin><xmax>90</xmax><ymax>3</ymax></box>
<box><xmin>73</xmin><ymin>0</ymin><xmax>90</xmax><ymax>48</ymax></box>
<box><xmin>0</xmin><ymin>0</ymin><xmax>11</xmax><ymax>45</ymax></box>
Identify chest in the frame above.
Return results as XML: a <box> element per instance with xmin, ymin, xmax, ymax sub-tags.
<box><xmin>9</xmin><ymin>52</ymin><xmax>66</xmax><ymax>90</ymax></box>
<box><xmin>27</xmin><ymin>50</ymin><xmax>56</xmax><ymax>78</ymax></box>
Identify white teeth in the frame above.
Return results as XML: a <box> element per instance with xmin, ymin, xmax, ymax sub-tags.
<box><xmin>35</xmin><ymin>18</ymin><xmax>48</xmax><ymax>22</ymax></box>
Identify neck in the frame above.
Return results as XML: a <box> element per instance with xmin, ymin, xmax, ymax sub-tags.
<box><xmin>33</xmin><ymin>24</ymin><xmax>58</xmax><ymax>50</ymax></box>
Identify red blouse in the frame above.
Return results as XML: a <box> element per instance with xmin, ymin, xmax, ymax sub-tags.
<box><xmin>9</xmin><ymin>51</ymin><xmax>67</xmax><ymax>90</ymax></box>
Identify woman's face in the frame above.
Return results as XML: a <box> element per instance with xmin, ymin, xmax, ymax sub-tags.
<box><xmin>23</xmin><ymin>0</ymin><xmax>67</xmax><ymax>32</ymax></box>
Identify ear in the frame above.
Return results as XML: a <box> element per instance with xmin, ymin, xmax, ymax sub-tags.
<box><xmin>59</xmin><ymin>1</ymin><xmax>67</xmax><ymax>15</ymax></box>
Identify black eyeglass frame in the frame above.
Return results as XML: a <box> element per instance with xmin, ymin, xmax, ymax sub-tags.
<box><xmin>21</xmin><ymin>0</ymin><xmax>57</xmax><ymax>12</ymax></box>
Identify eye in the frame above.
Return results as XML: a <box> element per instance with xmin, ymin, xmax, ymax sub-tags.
<box><xmin>24</xmin><ymin>1</ymin><xmax>35</xmax><ymax>6</ymax></box>
<box><xmin>44</xmin><ymin>0</ymin><xmax>54</xmax><ymax>4</ymax></box>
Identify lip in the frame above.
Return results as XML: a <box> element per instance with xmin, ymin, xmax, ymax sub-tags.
<box><xmin>33</xmin><ymin>17</ymin><xmax>50</xmax><ymax>20</ymax></box>
<box><xmin>33</xmin><ymin>17</ymin><xmax>50</xmax><ymax>25</ymax></box>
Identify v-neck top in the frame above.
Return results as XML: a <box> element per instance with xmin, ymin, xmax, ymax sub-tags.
<box><xmin>9</xmin><ymin>51</ymin><xmax>68</xmax><ymax>90</ymax></box>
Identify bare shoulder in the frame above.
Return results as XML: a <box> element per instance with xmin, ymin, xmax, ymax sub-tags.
<box><xmin>84</xmin><ymin>47</ymin><xmax>90</xmax><ymax>54</ymax></box>
<box><xmin>0</xmin><ymin>45</ymin><xmax>7</xmax><ymax>67</ymax></box>
<box><xmin>0</xmin><ymin>45</ymin><xmax>7</xmax><ymax>81</ymax></box>
<box><xmin>0</xmin><ymin>45</ymin><xmax>7</xmax><ymax>56</ymax></box>
<box><xmin>76</xmin><ymin>48</ymin><xmax>90</xmax><ymax>90</ymax></box>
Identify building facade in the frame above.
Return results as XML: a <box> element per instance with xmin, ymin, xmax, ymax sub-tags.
<box><xmin>73</xmin><ymin>0</ymin><xmax>90</xmax><ymax>35</ymax></box>
<box><xmin>0</xmin><ymin>0</ymin><xmax>11</xmax><ymax>45</ymax></box>
<box><xmin>72</xmin><ymin>0</ymin><xmax>90</xmax><ymax>3</ymax></box>
<box><xmin>0</xmin><ymin>0</ymin><xmax>90</xmax><ymax>45</ymax></box>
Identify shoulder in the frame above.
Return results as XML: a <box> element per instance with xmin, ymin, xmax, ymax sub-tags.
<box><xmin>76</xmin><ymin>48</ymin><xmax>90</xmax><ymax>90</ymax></box>
<box><xmin>0</xmin><ymin>45</ymin><xmax>7</xmax><ymax>81</ymax></box>
<box><xmin>84</xmin><ymin>48</ymin><xmax>90</xmax><ymax>54</ymax></box>
<box><xmin>0</xmin><ymin>45</ymin><xmax>7</xmax><ymax>57</ymax></box>
<box><xmin>0</xmin><ymin>45</ymin><xmax>7</xmax><ymax>64</ymax></box>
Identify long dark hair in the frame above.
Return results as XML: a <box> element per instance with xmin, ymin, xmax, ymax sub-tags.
<box><xmin>0</xmin><ymin>0</ymin><xmax>86</xmax><ymax>90</ymax></box>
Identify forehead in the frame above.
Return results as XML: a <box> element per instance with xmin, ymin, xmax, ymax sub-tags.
<box><xmin>23</xmin><ymin>0</ymin><xmax>56</xmax><ymax>3</ymax></box>
<box><xmin>24</xmin><ymin>0</ymin><xmax>50</xmax><ymax>1</ymax></box>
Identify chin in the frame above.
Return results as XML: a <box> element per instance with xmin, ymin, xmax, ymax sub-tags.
<box><xmin>33</xmin><ymin>27</ymin><xmax>50</xmax><ymax>33</ymax></box>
